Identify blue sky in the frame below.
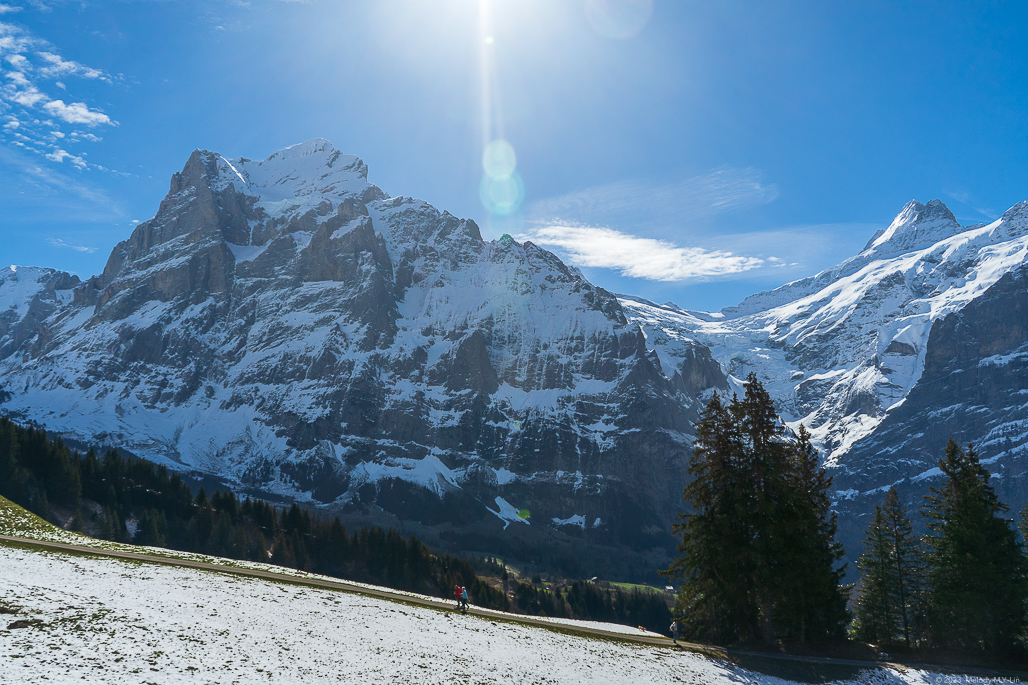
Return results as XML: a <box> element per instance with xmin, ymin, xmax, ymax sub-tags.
<box><xmin>1</xmin><ymin>0</ymin><xmax>1026</xmax><ymax>312</ymax></box>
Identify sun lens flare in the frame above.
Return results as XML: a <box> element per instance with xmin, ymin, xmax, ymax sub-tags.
<box><xmin>480</xmin><ymin>166</ymin><xmax>524</xmax><ymax>216</ymax></box>
<box><xmin>481</xmin><ymin>139</ymin><xmax>522</xmax><ymax>215</ymax></box>
<box><xmin>482</xmin><ymin>138</ymin><xmax>516</xmax><ymax>179</ymax></box>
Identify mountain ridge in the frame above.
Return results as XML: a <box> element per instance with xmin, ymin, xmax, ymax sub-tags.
<box><xmin>0</xmin><ymin>139</ymin><xmax>727</xmax><ymax>578</ymax></box>
<box><xmin>4</xmin><ymin>138</ymin><xmax>1027</xmax><ymax>573</ymax></box>
<box><xmin>621</xmin><ymin>195</ymin><xmax>1028</xmax><ymax>560</ymax></box>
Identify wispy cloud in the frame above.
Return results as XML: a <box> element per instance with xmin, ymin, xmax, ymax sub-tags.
<box><xmin>36</xmin><ymin>51</ymin><xmax>109</xmax><ymax>82</ymax></box>
<box><xmin>47</xmin><ymin>237</ymin><xmax>96</xmax><ymax>253</ymax></box>
<box><xmin>517</xmin><ymin>224</ymin><xmax>765</xmax><ymax>282</ymax></box>
<box><xmin>943</xmin><ymin>189</ymin><xmax>995</xmax><ymax>221</ymax></box>
<box><xmin>0</xmin><ymin>144</ymin><xmax>123</xmax><ymax>219</ymax></box>
<box><xmin>519</xmin><ymin>167</ymin><xmax>782</xmax><ymax>283</ymax></box>
<box><xmin>0</xmin><ymin>19</ymin><xmax>118</xmax><ymax>170</ymax></box>
<box><xmin>43</xmin><ymin>147</ymin><xmax>86</xmax><ymax>168</ymax></box>
<box><xmin>528</xmin><ymin>167</ymin><xmax>779</xmax><ymax>227</ymax></box>
<box><xmin>42</xmin><ymin>99</ymin><xmax>113</xmax><ymax>126</ymax></box>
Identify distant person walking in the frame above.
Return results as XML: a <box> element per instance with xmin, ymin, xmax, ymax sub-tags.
<box><xmin>461</xmin><ymin>586</ymin><xmax>469</xmax><ymax>612</ymax></box>
<box><xmin>669</xmin><ymin>619</ymin><xmax>679</xmax><ymax>644</ymax></box>
<box><xmin>454</xmin><ymin>585</ymin><xmax>462</xmax><ymax>610</ymax></box>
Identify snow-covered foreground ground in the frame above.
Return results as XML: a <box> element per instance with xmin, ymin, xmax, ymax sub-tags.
<box><xmin>0</xmin><ymin>545</ymin><xmax>995</xmax><ymax>685</ymax></box>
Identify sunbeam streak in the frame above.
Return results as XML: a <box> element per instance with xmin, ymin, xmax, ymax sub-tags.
<box><xmin>478</xmin><ymin>0</ymin><xmax>523</xmax><ymax>217</ymax></box>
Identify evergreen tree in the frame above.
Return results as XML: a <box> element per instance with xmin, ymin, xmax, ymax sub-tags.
<box><xmin>779</xmin><ymin>424</ymin><xmax>849</xmax><ymax>643</ymax></box>
<box><xmin>31</xmin><ymin>488</ymin><xmax>51</xmax><ymax>523</ymax></box>
<box><xmin>664</xmin><ymin>374</ymin><xmax>848</xmax><ymax>645</ymax></box>
<box><xmin>664</xmin><ymin>392</ymin><xmax>755</xmax><ymax>643</ymax></box>
<box><xmin>739</xmin><ymin>377</ymin><xmax>795</xmax><ymax>644</ymax></box>
<box><xmin>69</xmin><ymin>509</ymin><xmax>85</xmax><ymax>532</ymax></box>
<box><xmin>880</xmin><ymin>488</ymin><xmax>927</xmax><ymax>647</ymax></box>
<box><xmin>134</xmin><ymin>509</ymin><xmax>167</xmax><ymax>547</ymax></box>
<box><xmin>249</xmin><ymin>529</ymin><xmax>269</xmax><ymax>562</ymax></box>
<box><xmin>0</xmin><ymin>422</ymin><xmax>29</xmax><ymax>506</ymax></box>
<box><xmin>98</xmin><ymin>505</ymin><xmax>121</xmax><ymax>541</ymax></box>
<box><xmin>854</xmin><ymin>504</ymin><xmax>897</xmax><ymax>644</ymax></box>
<box><xmin>853</xmin><ymin>488</ymin><xmax>928</xmax><ymax>649</ymax></box>
<box><xmin>922</xmin><ymin>438</ymin><xmax>1027</xmax><ymax>655</ymax></box>
<box><xmin>1019</xmin><ymin>499</ymin><xmax>1028</xmax><ymax>547</ymax></box>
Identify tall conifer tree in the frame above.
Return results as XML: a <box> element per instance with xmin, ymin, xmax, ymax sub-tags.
<box><xmin>780</xmin><ymin>424</ymin><xmax>849</xmax><ymax>642</ymax></box>
<box><xmin>922</xmin><ymin>438</ymin><xmax>1027</xmax><ymax>655</ymax></box>
<box><xmin>881</xmin><ymin>487</ymin><xmax>926</xmax><ymax>647</ymax></box>
<box><xmin>665</xmin><ymin>374</ymin><xmax>848</xmax><ymax>645</ymax></box>
<box><xmin>665</xmin><ymin>392</ymin><xmax>754</xmax><ymax>643</ymax></box>
<box><xmin>854</xmin><ymin>504</ymin><xmax>897</xmax><ymax>644</ymax></box>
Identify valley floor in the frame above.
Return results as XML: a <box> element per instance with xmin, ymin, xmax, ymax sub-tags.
<box><xmin>0</xmin><ymin>544</ymin><xmax>1001</xmax><ymax>685</ymax></box>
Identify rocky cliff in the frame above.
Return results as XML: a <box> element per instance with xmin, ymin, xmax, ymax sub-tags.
<box><xmin>0</xmin><ymin>139</ymin><xmax>726</xmax><ymax>577</ymax></box>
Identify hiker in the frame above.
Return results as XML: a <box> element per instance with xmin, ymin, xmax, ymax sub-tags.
<box><xmin>454</xmin><ymin>585</ymin><xmax>462</xmax><ymax>610</ymax></box>
<box><xmin>461</xmin><ymin>586</ymin><xmax>469</xmax><ymax>612</ymax></box>
<box><xmin>669</xmin><ymin>619</ymin><xmax>679</xmax><ymax>644</ymax></box>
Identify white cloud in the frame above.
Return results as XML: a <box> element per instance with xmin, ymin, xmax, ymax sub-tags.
<box><xmin>43</xmin><ymin>99</ymin><xmax>114</xmax><ymax>126</ymax></box>
<box><xmin>44</xmin><ymin>147</ymin><xmax>87</xmax><ymax>168</ymax></box>
<box><xmin>47</xmin><ymin>237</ymin><xmax>97</xmax><ymax>253</ymax></box>
<box><xmin>37</xmin><ymin>51</ymin><xmax>109</xmax><ymax>81</ymax></box>
<box><xmin>9</xmin><ymin>82</ymin><xmax>47</xmax><ymax>107</ymax></box>
<box><xmin>0</xmin><ymin>19</ymin><xmax>116</xmax><ymax>169</ymax></box>
<box><xmin>528</xmin><ymin>167</ymin><xmax>779</xmax><ymax>227</ymax></box>
<box><xmin>0</xmin><ymin>4</ymin><xmax>23</xmax><ymax>14</ymax></box>
<box><xmin>517</xmin><ymin>224</ymin><xmax>764</xmax><ymax>282</ymax></box>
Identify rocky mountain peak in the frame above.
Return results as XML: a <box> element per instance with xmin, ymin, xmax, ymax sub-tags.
<box><xmin>0</xmin><ymin>139</ymin><xmax>723</xmax><ymax>574</ymax></box>
<box><xmin>224</xmin><ymin>138</ymin><xmax>377</xmax><ymax>207</ymax></box>
<box><xmin>1000</xmin><ymin>199</ymin><xmax>1028</xmax><ymax>221</ymax></box>
<box><xmin>862</xmin><ymin>198</ymin><xmax>962</xmax><ymax>256</ymax></box>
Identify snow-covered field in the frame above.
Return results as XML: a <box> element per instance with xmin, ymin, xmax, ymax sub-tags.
<box><xmin>0</xmin><ymin>544</ymin><xmax>997</xmax><ymax>685</ymax></box>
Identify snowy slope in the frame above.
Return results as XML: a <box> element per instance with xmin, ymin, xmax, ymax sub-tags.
<box><xmin>625</xmin><ymin>199</ymin><xmax>1028</xmax><ymax>460</ymax></box>
<box><xmin>0</xmin><ymin>544</ymin><xmax>977</xmax><ymax>684</ymax></box>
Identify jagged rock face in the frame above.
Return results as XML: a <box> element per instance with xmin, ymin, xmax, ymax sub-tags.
<box><xmin>831</xmin><ymin>262</ymin><xmax>1028</xmax><ymax>552</ymax></box>
<box><xmin>0</xmin><ymin>139</ymin><xmax>726</xmax><ymax>562</ymax></box>
<box><xmin>621</xmin><ymin>198</ymin><xmax>1028</xmax><ymax>566</ymax></box>
<box><xmin>0</xmin><ymin>266</ymin><xmax>80</xmax><ymax>361</ymax></box>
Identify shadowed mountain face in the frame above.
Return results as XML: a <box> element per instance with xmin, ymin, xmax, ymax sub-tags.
<box><xmin>0</xmin><ymin>139</ymin><xmax>727</xmax><ymax>574</ymax></box>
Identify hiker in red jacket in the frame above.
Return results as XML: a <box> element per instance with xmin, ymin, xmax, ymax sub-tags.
<box><xmin>453</xmin><ymin>585</ymin><xmax>462</xmax><ymax>610</ymax></box>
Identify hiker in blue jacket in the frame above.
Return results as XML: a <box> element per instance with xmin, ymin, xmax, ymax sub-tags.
<box><xmin>461</xmin><ymin>586</ymin><xmax>469</xmax><ymax>612</ymax></box>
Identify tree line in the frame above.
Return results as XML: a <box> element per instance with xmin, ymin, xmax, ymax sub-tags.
<box><xmin>852</xmin><ymin>439</ymin><xmax>1027</xmax><ymax>657</ymax></box>
<box><xmin>664</xmin><ymin>374</ymin><xmax>1028</xmax><ymax>661</ymax></box>
<box><xmin>0</xmin><ymin>417</ymin><xmax>670</xmax><ymax>632</ymax></box>
<box><xmin>663</xmin><ymin>374</ymin><xmax>848</xmax><ymax>645</ymax></box>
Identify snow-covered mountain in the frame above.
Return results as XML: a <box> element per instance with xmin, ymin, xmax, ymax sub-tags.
<box><xmin>6</xmin><ymin>140</ymin><xmax>1025</xmax><ymax>570</ymax></box>
<box><xmin>621</xmin><ymin>198</ymin><xmax>1028</xmax><ymax>555</ymax></box>
<box><xmin>0</xmin><ymin>139</ymin><xmax>726</xmax><ymax>573</ymax></box>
